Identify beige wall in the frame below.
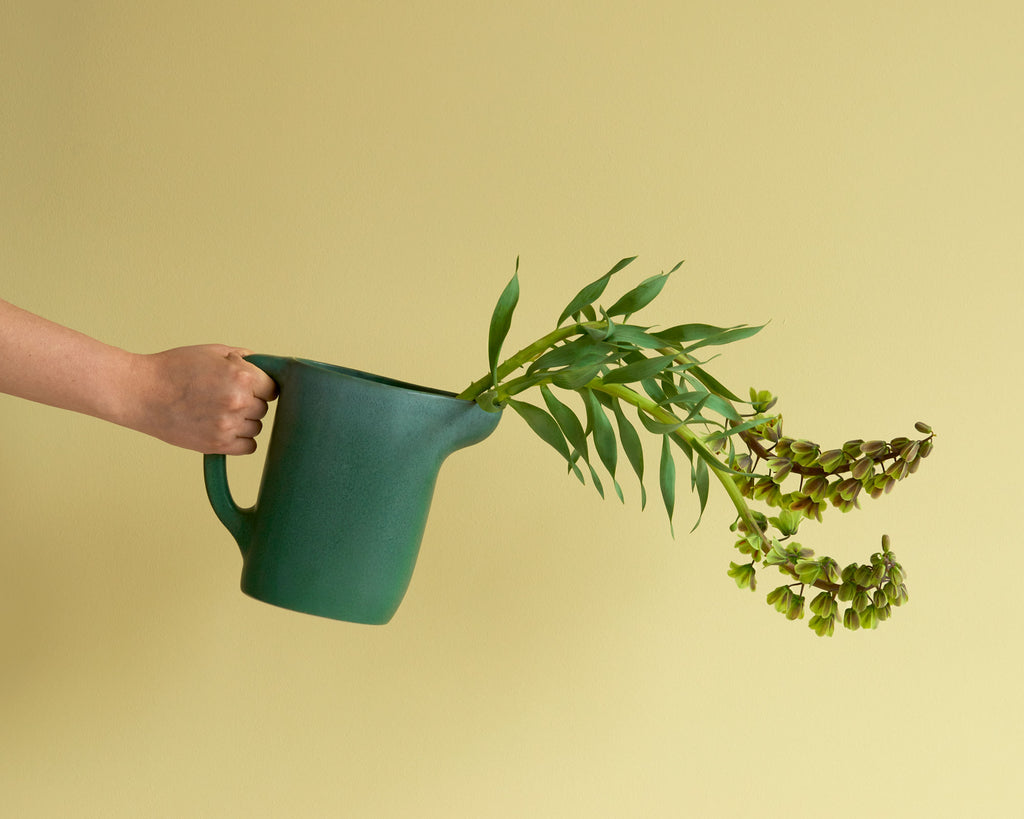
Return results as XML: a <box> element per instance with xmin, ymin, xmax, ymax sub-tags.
<box><xmin>2</xmin><ymin>2</ymin><xmax>1020</xmax><ymax>816</ymax></box>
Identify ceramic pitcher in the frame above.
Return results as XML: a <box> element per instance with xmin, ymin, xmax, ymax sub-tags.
<box><xmin>203</xmin><ymin>355</ymin><xmax>501</xmax><ymax>624</ymax></box>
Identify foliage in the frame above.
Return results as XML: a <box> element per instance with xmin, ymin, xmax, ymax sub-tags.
<box><xmin>458</xmin><ymin>257</ymin><xmax>935</xmax><ymax>636</ymax></box>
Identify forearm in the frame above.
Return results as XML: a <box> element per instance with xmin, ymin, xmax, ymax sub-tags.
<box><xmin>0</xmin><ymin>298</ymin><xmax>136</xmax><ymax>426</ymax></box>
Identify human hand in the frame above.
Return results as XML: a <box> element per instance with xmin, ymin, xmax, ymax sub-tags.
<box><xmin>125</xmin><ymin>345</ymin><xmax>278</xmax><ymax>454</ymax></box>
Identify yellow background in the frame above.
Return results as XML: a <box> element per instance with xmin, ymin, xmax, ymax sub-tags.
<box><xmin>2</xmin><ymin>3</ymin><xmax>1021</xmax><ymax>816</ymax></box>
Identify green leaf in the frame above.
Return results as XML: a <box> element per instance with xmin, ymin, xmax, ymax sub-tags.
<box><xmin>540</xmin><ymin>385</ymin><xmax>589</xmax><ymax>465</ymax></box>
<box><xmin>600</xmin><ymin>353</ymin><xmax>679</xmax><ymax>385</ymax></box>
<box><xmin>682</xmin><ymin>324</ymin><xmax>765</xmax><ymax>353</ymax></box>
<box><xmin>606</xmin><ymin>324</ymin><xmax>673</xmax><ymax>350</ymax></box>
<box><xmin>488</xmin><ymin>261</ymin><xmax>520</xmax><ymax>388</ymax></box>
<box><xmin>611</xmin><ymin>397</ymin><xmax>646</xmax><ymax>509</ymax></box>
<box><xmin>605</xmin><ymin>272</ymin><xmax>671</xmax><ymax>319</ymax></box>
<box><xmin>660</xmin><ymin>434</ymin><xmax>676</xmax><ymax>535</ymax></box>
<box><xmin>528</xmin><ymin>336</ymin><xmax>612</xmax><ymax>375</ymax></box>
<box><xmin>557</xmin><ymin>256</ymin><xmax>636</xmax><ymax>325</ymax></box>
<box><xmin>637</xmin><ymin>409</ymin><xmax>682</xmax><ymax>435</ymax></box>
<box><xmin>691</xmin><ymin>456</ymin><xmax>709</xmax><ymax>532</ymax></box>
<box><xmin>507</xmin><ymin>398</ymin><xmax>582</xmax><ymax>482</ymax></box>
<box><xmin>686</xmin><ymin>364</ymin><xmax>743</xmax><ymax>402</ymax></box>
<box><xmin>550</xmin><ymin>362</ymin><xmax>606</xmax><ymax>390</ymax></box>
<box><xmin>583</xmin><ymin>389</ymin><xmax>622</xmax><ymax>502</ymax></box>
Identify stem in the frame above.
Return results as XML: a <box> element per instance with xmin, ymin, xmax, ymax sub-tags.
<box><xmin>456</xmin><ymin>322</ymin><xmax>599</xmax><ymax>401</ymax></box>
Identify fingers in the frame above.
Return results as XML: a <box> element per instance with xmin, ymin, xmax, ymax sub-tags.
<box><xmin>227</xmin><ymin>349</ymin><xmax>278</xmax><ymax>401</ymax></box>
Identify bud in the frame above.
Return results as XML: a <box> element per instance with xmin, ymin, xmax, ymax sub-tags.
<box><xmin>851</xmin><ymin>457</ymin><xmax>875</xmax><ymax>481</ymax></box>
<box><xmin>842</xmin><ymin>439</ymin><xmax>865</xmax><ymax>458</ymax></box>
<box><xmin>816</xmin><ymin>449</ymin><xmax>847</xmax><ymax>472</ymax></box>
<box><xmin>838</xmin><ymin>581</ymin><xmax>858</xmax><ymax>602</ymax></box>
<box><xmin>860</xmin><ymin>440</ymin><xmax>888</xmax><ymax>459</ymax></box>
<box><xmin>767</xmin><ymin>457</ymin><xmax>793</xmax><ymax>483</ymax></box>
<box><xmin>920</xmin><ymin>438</ymin><xmax>934</xmax><ymax>458</ymax></box>
<box><xmin>843</xmin><ymin>608</ymin><xmax>861</xmax><ymax>631</ymax></box>
<box><xmin>860</xmin><ymin>605</ymin><xmax>879</xmax><ymax>630</ymax></box>
<box><xmin>852</xmin><ymin>590</ymin><xmax>871</xmax><ymax>613</ymax></box>
<box><xmin>786</xmin><ymin>594</ymin><xmax>806</xmax><ymax>620</ymax></box>
<box><xmin>810</xmin><ymin>591</ymin><xmax>833</xmax><ymax>616</ymax></box>
<box><xmin>915</xmin><ymin>421</ymin><xmax>933</xmax><ymax>434</ymax></box>
<box><xmin>881</xmin><ymin>534</ymin><xmax>892</xmax><ymax>552</ymax></box>
<box><xmin>837</xmin><ymin>478</ymin><xmax>863</xmax><ymax>502</ymax></box>
<box><xmin>801</xmin><ymin>476</ymin><xmax>826</xmax><ymax>503</ymax></box>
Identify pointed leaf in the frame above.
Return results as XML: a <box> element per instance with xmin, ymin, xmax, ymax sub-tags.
<box><xmin>540</xmin><ymin>385</ymin><xmax>589</xmax><ymax>465</ymax></box>
<box><xmin>583</xmin><ymin>389</ymin><xmax>618</xmax><ymax>482</ymax></box>
<box><xmin>682</xmin><ymin>324</ymin><xmax>765</xmax><ymax>353</ymax></box>
<box><xmin>611</xmin><ymin>397</ymin><xmax>646</xmax><ymax>509</ymax></box>
<box><xmin>601</xmin><ymin>353</ymin><xmax>679</xmax><ymax>385</ymax></box>
<box><xmin>690</xmin><ymin>456</ymin><xmax>710</xmax><ymax>532</ymax></box>
<box><xmin>605</xmin><ymin>272</ymin><xmax>671</xmax><ymax>319</ymax></box>
<box><xmin>488</xmin><ymin>262</ymin><xmax>520</xmax><ymax>387</ymax></box>
<box><xmin>557</xmin><ymin>256</ymin><xmax>637</xmax><ymax>325</ymax></box>
<box><xmin>507</xmin><ymin>398</ymin><xmax>581</xmax><ymax>481</ymax></box>
<box><xmin>660</xmin><ymin>434</ymin><xmax>676</xmax><ymax>535</ymax></box>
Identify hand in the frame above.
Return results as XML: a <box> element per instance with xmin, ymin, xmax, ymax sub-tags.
<box><xmin>127</xmin><ymin>345</ymin><xmax>278</xmax><ymax>454</ymax></box>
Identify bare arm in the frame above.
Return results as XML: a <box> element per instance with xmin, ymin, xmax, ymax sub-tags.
<box><xmin>0</xmin><ymin>298</ymin><xmax>276</xmax><ymax>454</ymax></box>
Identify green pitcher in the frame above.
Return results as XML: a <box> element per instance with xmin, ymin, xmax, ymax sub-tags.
<box><xmin>203</xmin><ymin>355</ymin><xmax>501</xmax><ymax>624</ymax></box>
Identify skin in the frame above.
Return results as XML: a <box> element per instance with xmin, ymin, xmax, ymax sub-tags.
<box><xmin>0</xmin><ymin>298</ymin><xmax>277</xmax><ymax>454</ymax></box>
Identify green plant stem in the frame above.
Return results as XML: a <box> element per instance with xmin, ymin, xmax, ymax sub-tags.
<box><xmin>457</xmin><ymin>323</ymin><xmax>595</xmax><ymax>401</ymax></box>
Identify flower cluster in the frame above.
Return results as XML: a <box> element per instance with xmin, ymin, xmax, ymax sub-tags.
<box><xmin>726</xmin><ymin>391</ymin><xmax>932</xmax><ymax>635</ymax></box>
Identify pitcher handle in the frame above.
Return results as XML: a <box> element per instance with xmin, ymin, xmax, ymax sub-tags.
<box><xmin>202</xmin><ymin>354</ymin><xmax>287</xmax><ymax>553</ymax></box>
<box><xmin>204</xmin><ymin>453</ymin><xmax>255</xmax><ymax>551</ymax></box>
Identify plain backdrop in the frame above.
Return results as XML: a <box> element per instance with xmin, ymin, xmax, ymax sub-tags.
<box><xmin>2</xmin><ymin>2</ymin><xmax>1020</xmax><ymax>816</ymax></box>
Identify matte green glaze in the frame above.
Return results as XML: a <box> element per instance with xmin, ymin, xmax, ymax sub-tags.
<box><xmin>204</xmin><ymin>355</ymin><xmax>501</xmax><ymax>624</ymax></box>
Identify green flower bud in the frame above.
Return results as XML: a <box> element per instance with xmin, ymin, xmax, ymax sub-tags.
<box><xmin>881</xmin><ymin>534</ymin><xmax>892</xmax><ymax>552</ymax></box>
<box><xmin>838</xmin><ymin>581</ymin><xmax>858</xmax><ymax>602</ymax></box>
<box><xmin>786</xmin><ymin>594</ymin><xmax>806</xmax><ymax>620</ymax></box>
<box><xmin>915</xmin><ymin>421</ymin><xmax>933</xmax><ymax>434</ymax></box>
<box><xmin>876</xmin><ymin>602</ymin><xmax>892</xmax><ymax>621</ymax></box>
<box><xmin>727</xmin><ymin>561</ymin><xmax>756</xmax><ymax>591</ymax></box>
<box><xmin>816</xmin><ymin>449</ymin><xmax>847</xmax><ymax>473</ymax></box>
<box><xmin>920</xmin><ymin>438</ymin><xmax>934</xmax><ymax>458</ymax></box>
<box><xmin>883</xmin><ymin>581</ymin><xmax>900</xmax><ymax>604</ymax></box>
<box><xmin>810</xmin><ymin>591</ymin><xmax>833</xmax><ymax>616</ymax></box>
<box><xmin>898</xmin><ymin>440</ymin><xmax>920</xmax><ymax>462</ymax></box>
<box><xmin>842</xmin><ymin>439</ymin><xmax>866</xmax><ymax>458</ymax></box>
<box><xmin>852</xmin><ymin>590</ymin><xmax>871</xmax><ymax>613</ymax></box>
<box><xmin>851</xmin><ymin>456</ymin><xmax>875</xmax><ymax>481</ymax></box>
<box><xmin>837</xmin><ymin>478</ymin><xmax>863</xmax><ymax>502</ymax></box>
<box><xmin>841</xmin><ymin>563</ymin><xmax>859</xmax><ymax>584</ymax></box>
<box><xmin>860</xmin><ymin>440</ymin><xmax>888</xmax><ymax>459</ymax></box>
<box><xmin>767</xmin><ymin>457</ymin><xmax>793</xmax><ymax>483</ymax></box>
<box><xmin>854</xmin><ymin>565</ymin><xmax>874</xmax><ymax>587</ymax></box>
<box><xmin>843</xmin><ymin>607</ymin><xmax>861</xmax><ymax>631</ymax></box>
<box><xmin>860</xmin><ymin>605</ymin><xmax>879</xmax><ymax>630</ymax></box>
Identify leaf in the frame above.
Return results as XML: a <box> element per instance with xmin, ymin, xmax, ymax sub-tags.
<box><xmin>528</xmin><ymin>336</ymin><xmax>610</xmax><ymax>375</ymax></box>
<box><xmin>605</xmin><ymin>272</ymin><xmax>671</xmax><ymax>319</ymax></box>
<box><xmin>686</xmin><ymin>364</ymin><xmax>743</xmax><ymax>402</ymax></box>
<box><xmin>682</xmin><ymin>324</ymin><xmax>765</xmax><ymax>353</ymax></box>
<box><xmin>488</xmin><ymin>261</ymin><xmax>520</xmax><ymax>388</ymax></box>
<box><xmin>507</xmin><ymin>398</ymin><xmax>583</xmax><ymax>482</ymax></box>
<box><xmin>540</xmin><ymin>385</ymin><xmax>589</xmax><ymax>465</ymax></box>
<box><xmin>637</xmin><ymin>409</ymin><xmax>683</xmax><ymax>435</ymax></box>
<box><xmin>600</xmin><ymin>353</ymin><xmax>679</xmax><ymax>385</ymax></box>
<box><xmin>583</xmin><ymin>389</ymin><xmax>622</xmax><ymax>501</ymax></box>
<box><xmin>550</xmin><ymin>362</ymin><xmax>606</xmax><ymax>390</ymax></box>
<box><xmin>557</xmin><ymin>256</ymin><xmax>637</xmax><ymax>325</ymax></box>
<box><xmin>691</xmin><ymin>456</ymin><xmax>709</xmax><ymax>532</ymax></box>
<box><xmin>660</xmin><ymin>434</ymin><xmax>676</xmax><ymax>535</ymax></box>
<box><xmin>611</xmin><ymin>397</ymin><xmax>646</xmax><ymax>509</ymax></box>
<box><xmin>606</xmin><ymin>324</ymin><xmax>672</xmax><ymax>350</ymax></box>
